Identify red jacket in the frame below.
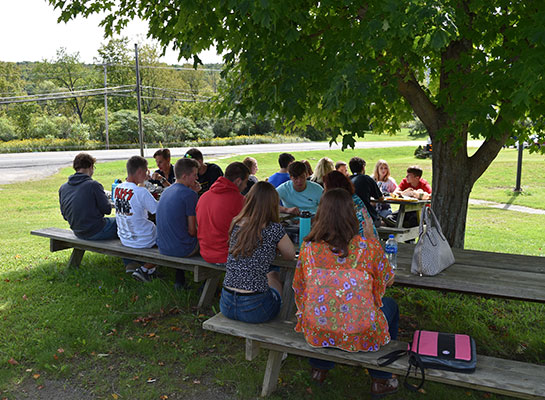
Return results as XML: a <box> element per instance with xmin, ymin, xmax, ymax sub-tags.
<box><xmin>196</xmin><ymin>177</ymin><xmax>245</xmax><ymax>263</ymax></box>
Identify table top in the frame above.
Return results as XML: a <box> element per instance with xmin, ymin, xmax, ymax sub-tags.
<box><xmin>383</xmin><ymin>197</ymin><xmax>431</xmax><ymax>205</ymax></box>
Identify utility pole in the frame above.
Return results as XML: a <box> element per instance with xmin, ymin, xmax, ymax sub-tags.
<box><xmin>134</xmin><ymin>44</ymin><xmax>144</xmax><ymax>157</ymax></box>
<box><xmin>514</xmin><ymin>141</ymin><xmax>524</xmax><ymax>192</ymax></box>
<box><xmin>103</xmin><ymin>63</ymin><xmax>109</xmax><ymax>150</ymax></box>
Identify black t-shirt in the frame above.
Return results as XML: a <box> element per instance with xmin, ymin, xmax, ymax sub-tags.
<box><xmin>351</xmin><ymin>174</ymin><xmax>383</xmax><ymax>222</ymax></box>
<box><xmin>149</xmin><ymin>164</ymin><xmax>175</xmax><ymax>188</ymax></box>
<box><xmin>198</xmin><ymin>163</ymin><xmax>223</xmax><ymax>195</ymax></box>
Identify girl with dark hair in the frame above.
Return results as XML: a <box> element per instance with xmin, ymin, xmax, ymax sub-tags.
<box><xmin>220</xmin><ymin>182</ymin><xmax>296</xmax><ymax>323</ymax></box>
<box><xmin>323</xmin><ymin>171</ymin><xmax>377</xmax><ymax>238</ymax></box>
<box><xmin>293</xmin><ymin>189</ymin><xmax>399</xmax><ymax>398</ymax></box>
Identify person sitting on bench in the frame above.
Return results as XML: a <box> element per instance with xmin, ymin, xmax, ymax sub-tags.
<box><xmin>220</xmin><ymin>182</ymin><xmax>295</xmax><ymax>323</ymax></box>
<box><xmin>292</xmin><ymin>189</ymin><xmax>399</xmax><ymax>398</ymax></box>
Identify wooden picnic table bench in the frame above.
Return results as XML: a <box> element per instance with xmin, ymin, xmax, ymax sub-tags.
<box><xmin>202</xmin><ymin>240</ymin><xmax>545</xmax><ymax>398</ymax></box>
<box><xmin>30</xmin><ymin>227</ymin><xmax>225</xmax><ymax>308</ymax></box>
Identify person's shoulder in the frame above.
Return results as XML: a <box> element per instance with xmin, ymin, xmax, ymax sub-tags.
<box><xmin>207</xmin><ymin>163</ymin><xmax>223</xmax><ymax>173</ymax></box>
<box><xmin>276</xmin><ymin>180</ymin><xmax>291</xmax><ymax>191</ymax></box>
<box><xmin>306</xmin><ymin>180</ymin><xmax>324</xmax><ymax>191</ymax></box>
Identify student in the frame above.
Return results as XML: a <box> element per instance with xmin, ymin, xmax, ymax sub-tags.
<box><xmin>268</xmin><ymin>153</ymin><xmax>295</xmax><ymax>187</ymax></box>
<box><xmin>349</xmin><ymin>157</ymin><xmax>384</xmax><ymax>228</ymax></box>
<box><xmin>184</xmin><ymin>148</ymin><xmax>223</xmax><ymax>195</ymax></box>
<box><xmin>373</xmin><ymin>159</ymin><xmax>398</xmax><ymax>224</ymax></box>
<box><xmin>335</xmin><ymin>160</ymin><xmax>349</xmax><ymax>176</ymax></box>
<box><xmin>149</xmin><ymin>148</ymin><xmax>175</xmax><ymax>188</ymax></box>
<box><xmin>293</xmin><ymin>189</ymin><xmax>398</xmax><ymax>397</ymax></box>
<box><xmin>310</xmin><ymin>157</ymin><xmax>334</xmax><ymax>186</ymax></box>
<box><xmin>59</xmin><ymin>152</ymin><xmax>117</xmax><ymax>240</ymax></box>
<box><xmin>241</xmin><ymin>156</ymin><xmax>259</xmax><ymax>195</ymax></box>
<box><xmin>277</xmin><ymin>161</ymin><xmax>324</xmax><ymax>215</ymax></box>
<box><xmin>114</xmin><ymin>156</ymin><xmax>158</xmax><ymax>282</ymax></box>
<box><xmin>156</xmin><ymin>158</ymin><xmax>200</xmax><ymax>289</ymax></box>
<box><xmin>394</xmin><ymin>165</ymin><xmax>431</xmax><ymax>200</ymax></box>
<box><xmin>196</xmin><ymin>162</ymin><xmax>249</xmax><ymax>264</ymax></box>
<box><xmin>221</xmin><ymin>182</ymin><xmax>296</xmax><ymax>323</ymax></box>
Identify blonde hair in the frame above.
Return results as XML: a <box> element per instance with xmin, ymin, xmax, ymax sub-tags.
<box><xmin>229</xmin><ymin>182</ymin><xmax>280</xmax><ymax>258</ymax></box>
<box><xmin>373</xmin><ymin>159</ymin><xmax>391</xmax><ymax>182</ymax></box>
<box><xmin>242</xmin><ymin>157</ymin><xmax>257</xmax><ymax>173</ymax></box>
<box><xmin>310</xmin><ymin>157</ymin><xmax>334</xmax><ymax>184</ymax></box>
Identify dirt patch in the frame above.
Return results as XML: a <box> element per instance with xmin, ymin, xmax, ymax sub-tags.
<box><xmin>11</xmin><ymin>378</ymin><xmax>94</xmax><ymax>400</ymax></box>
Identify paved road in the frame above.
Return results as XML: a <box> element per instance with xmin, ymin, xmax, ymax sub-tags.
<box><xmin>0</xmin><ymin>140</ymin><xmax>428</xmax><ymax>185</ymax></box>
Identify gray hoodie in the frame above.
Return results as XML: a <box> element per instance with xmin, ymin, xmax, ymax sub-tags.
<box><xmin>59</xmin><ymin>173</ymin><xmax>112</xmax><ymax>238</ymax></box>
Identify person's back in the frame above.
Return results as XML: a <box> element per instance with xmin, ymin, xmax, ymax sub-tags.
<box><xmin>59</xmin><ymin>152</ymin><xmax>115</xmax><ymax>240</ymax></box>
<box><xmin>114</xmin><ymin>156</ymin><xmax>158</xmax><ymax>249</ymax></box>
<box><xmin>196</xmin><ymin>162</ymin><xmax>248</xmax><ymax>264</ymax></box>
<box><xmin>349</xmin><ymin>157</ymin><xmax>383</xmax><ymax>226</ymax></box>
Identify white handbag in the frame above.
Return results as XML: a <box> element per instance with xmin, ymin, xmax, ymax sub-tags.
<box><xmin>411</xmin><ymin>206</ymin><xmax>455</xmax><ymax>276</ymax></box>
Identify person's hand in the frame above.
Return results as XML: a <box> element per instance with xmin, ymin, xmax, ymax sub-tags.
<box><xmin>151</xmin><ymin>172</ymin><xmax>162</xmax><ymax>181</ymax></box>
<box><xmin>401</xmin><ymin>188</ymin><xmax>415</xmax><ymax>198</ymax></box>
<box><xmin>362</xmin><ymin>212</ymin><xmax>376</xmax><ymax>239</ymax></box>
<box><xmin>190</xmin><ymin>180</ymin><xmax>202</xmax><ymax>193</ymax></box>
<box><xmin>286</xmin><ymin>207</ymin><xmax>301</xmax><ymax>216</ymax></box>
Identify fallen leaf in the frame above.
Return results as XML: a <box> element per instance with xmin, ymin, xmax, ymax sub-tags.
<box><xmin>193</xmin><ymin>379</ymin><xmax>200</xmax><ymax>384</ymax></box>
<box><xmin>306</xmin><ymin>387</ymin><xmax>313</xmax><ymax>394</ymax></box>
<box><xmin>112</xmin><ymin>394</ymin><xmax>119</xmax><ymax>400</ymax></box>
<box><xmin>170</xmin><ymin>326</ymin><xmax>181</xmax><ymax>331</ymax></box>
<box><xmin>160</xmin><ymin>396</ymin><xmax>168</xmax><ymax>400</ymax></box>
<box><xmin>8</xmin><ymin>358</ymin><xmax>18</xmax><ymax>365</ymax></box>
<box><xmin>147</xmin><ymin>378</ymin><xmax>156</xmax><ymax>383</ymax></box>
<box><xmin>148</xmin><ymin>333</ymin><xmax>156</xmax><ymax>338</ymax></box>
<box><xmin>25</xmin><ymin>368</ymin><xmax>32</xmax><ymax>372</ymax></box>
<box><xmin>37</xmin><ymin>385</ymin><xmax>44</xmax><ymax>390</ymax></box>
<box><xmin>15</xmin><ymin>254</ymin><xmax>21</xmax><ymax>259</ymax></box>
<box><xmin>4</xmin><ymin>279</ymin><xmax>9</xmax><ymax>282</ymax></box>
<box><xmin>57</xmin><ymin>348</ymin><xmax>65</xmax><ymax>353</ymax></box>
<box><xmin>97</xmin><ymin>353</ymin><xmax>109</xmax><ymax>358</ymax></box>
<box><xmin>53</xmin><ymin>354</ymin><xmax>59</xmax><ymax>360</ymax></box>
<box><xmin>157</xmin><ymin>361</ymin><xmax>165</xmax><ymax>366</ymax></box>
<box><xmin>105</xmin><ymin>304</ymin><xmax>111</xmax><ymax>308</ymax></box>
<box><xmin>22</xmin><ymin>294</ymin><xmax>28</xmax><ymax>300</ymax></box>
<box><xmin>33</xmin><ymin>373</ymin><xmax>40</xmax><ymax>379</ymax></box>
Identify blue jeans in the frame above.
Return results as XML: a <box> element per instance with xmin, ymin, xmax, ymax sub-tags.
<box><xmin>220</xmin><ymin>287</ymin><xmax>282</xmax><ymax>324</ymax></box>
<box><xmin>309</xmin><ymin>296</ymin><xmax>399</xmax><ymax>379</ymax></box>
<box><xmin>86</xmin><ymin>218</ymin><xmax>118</xmax><ymax>240</ymax></box>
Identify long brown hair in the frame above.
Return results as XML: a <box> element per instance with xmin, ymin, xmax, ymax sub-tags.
<box><xmin>323</xmin><ymin>171</ymin><xmax>355</xmax><ymax>195</ymax></box>
<box><xmin>229</xmin><ymin>181</ymin><xmax>280</xmax><ymax>258</ymax></box>
<box><xmin>304</xmin><ymin>189</ymin><xmax>358</xmax><ymax>257</ymax></box>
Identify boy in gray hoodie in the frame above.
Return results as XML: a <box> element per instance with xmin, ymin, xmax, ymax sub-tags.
<box><xmin>59</xmin><ymin>153</ymin><xmax>117</xmax><ymax>240</ymax></box>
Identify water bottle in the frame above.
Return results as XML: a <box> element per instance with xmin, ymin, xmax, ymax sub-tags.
<box><xmin>385</xmin><ymin>234</ymin><xmax>398</xmax><ymax>269</ymax></box>
<box><xmin>111</xmin><ymin>179</ymin><xmax>122</xmax><ymax>199</ymax></box>
<box><xmin>299</xmin><ymin>211</ymin><xmax>312</xmax><ymax>248</ymax></box>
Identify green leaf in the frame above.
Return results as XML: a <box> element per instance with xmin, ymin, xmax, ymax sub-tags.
<box><xmin>430</xmin><ymin>29</ymin><xmax>449</xmax><ymax>50</ymax></box>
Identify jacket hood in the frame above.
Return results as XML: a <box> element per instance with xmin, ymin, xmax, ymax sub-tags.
<box><xmin>67</xmin><ymin>172</ymin><xmax>92</xmax><ymax>186</ymax></box>
<box><xmin>209</xmin><ymin>176</ymin><xmax>240</xmax><ymax>194</ymax></box>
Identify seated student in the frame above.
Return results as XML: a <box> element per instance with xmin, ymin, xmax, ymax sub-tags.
<box><xmin>221</xmin><ymin>182</ymin><xmax>296</xmax><ymax>323</ymax></box>
<box><xmin>373</xmin><ymin>160</ymin><xmax>398</xmax><ymax>224</ymax></box>
<box><xmin>149</xmin><ymin>148</ymin><xmax>175</xmax><ymax>188</ymax></box>
<box><xmin>292</xmin><ymin>189</ymin><xmax>398</xmax><ymax>397</ymax></box>
<box><xmin>310</xmin><ymin>157</ymin><xmax>334</xmax><ymax>187</ymax></box>
<box><xmin>59</xmin><ymin>152</ymin><xmax>117</xmax><ymax>240</ymax></box>
<box><xmin>277</xmin><ymin>161</ymin><xmax>324</xmax><ymax>215</ymax></box>
<box><xmin>196</xmin><ymin>162</ymin><xmax>249</xmax><ymax>264</ymax></box>
<box><xmin>156</xmin><ymin>158</ymin><xmax>201</xmax><ymax>289</ymax></box>
<box><xmin>184</xmin><ymin>148</ymin><xmax>223</xmax><ymax>195</ymax></box>
<box><xmin>268</xmin><ymin>153</ymin><xmax>295</xmax><ymax>187</ymax></box>
<box><xmin>114</xmin><ymin>156</ymin><xmax>158</xmax><ymax>282</ymax></box>
<box><xmin>323</xmin><ymin>171</ymin><xmax>377</xmax><ymax>238</ymax></box>
<box><xmin>301</xmin><ymin>159</ymin><xmax>313</xmax><ymax>178</ymax></box>
<box><xmin>394</xmin><ymin>165</ymin><xmax>432</xmax><ymax>200</ymax></box>
<box><xmin>335</xmin><ymin>160</ymin><xmax>349</xmax><ymax>177</ymax></box>
<box><xmin>349</xmin><ymin>157</ymin><xmax>384</xmax><ymax>228</ymax></box>
<box><xmin>241</xmin><ymin>156</ymin><xmax>259</xmax><ymax>195</ymax></box>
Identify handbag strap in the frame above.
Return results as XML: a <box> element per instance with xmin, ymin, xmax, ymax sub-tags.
<box><xmin>377</xmin><ymin>349</ymin><xmax>407</xmax><ymax>367</ymax></box>
<box><xmin>427</xmin><ymin>207</ymin><xmax>447</xmax><ymax>242</ymax></box>
<box><xmin>418</xmin><ymin>205</ymin><xmax>430</xmax><ymax>236</ymax></box>
<box><xmin>404</xmin><ymin>354</ymin><xmax>426</xmax><ymax>391</ymax></box>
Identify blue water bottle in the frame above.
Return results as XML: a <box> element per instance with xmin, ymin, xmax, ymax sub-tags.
<box><xmin>299</xmin><ymin>211</ymin><xmax>312</xmax><ymax>248</ymax></box>
<box><xmin>111</xmin><ymin>179</ymin><xmax>122</xmax><ymax>199</ymax></box>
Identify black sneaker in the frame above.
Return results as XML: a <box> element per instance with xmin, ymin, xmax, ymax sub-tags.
<box><xmin>382</xmin><ymin>215</ymin><xmax>397</xmax><ymax>227</ymax></box>
<box><xmin>125</xmin><ymin>262</ymin><xmax>140</xmax><ymax>274</ymax></box>
<box><xmin>132</xmin><ymin>267</ymin><xmax>156</xmax><ymax>282</ymax></box>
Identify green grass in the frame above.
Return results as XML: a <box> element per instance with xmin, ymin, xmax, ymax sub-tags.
<box><xmin>0</xmin><ymin>146</ymin><xmax>544</xmax><ymax>399</ymax></box>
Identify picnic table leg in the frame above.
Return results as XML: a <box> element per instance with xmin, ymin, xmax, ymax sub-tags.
<box><xmin>68</xmin><ymin>248</ymin><xmax>85</xmax><ymax>268</ymax></box>
<box><xmin>197</xmin><ymin>273</ymin><xmax>221</xmax><ymax>308</ymax></box>
<box><xmin>396</xmin><ymin>204</ymin><xmax>406</xmax><ymax>229</ymax></box>
<box><xmin>279</xmin><ymin>268</ymin><xmax>295</xmax><ymax>320</ymax></box>
<box><xmin>245</xmin><ymin>338</ymin><xmax>260</xmax><ymax>361</ymax></box>
<box><xmin>261</xmin><ymin>350</ymin><xmax>283</xmax><ymax>397</ymax></box>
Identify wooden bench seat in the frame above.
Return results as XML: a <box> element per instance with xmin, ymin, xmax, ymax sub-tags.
<box><xmin>376</xmin><ymin>226</ymin><xmax>416</xmax><ymax>242</ymax></box>
<box><xmin>31</xmin><ymin>227</ymin><xmax>225</xmax><ymax>308</ymax></box>
<box><xmin>203</xmin><ymin>313</ymin><xmax>545</xmax><ymax>399</ymax></box>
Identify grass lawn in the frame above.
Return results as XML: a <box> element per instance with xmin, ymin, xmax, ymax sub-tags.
<box><xmin>0</xmin><ymin>146</ymin><xmax>543</xmax><ymax>399</ymax></box>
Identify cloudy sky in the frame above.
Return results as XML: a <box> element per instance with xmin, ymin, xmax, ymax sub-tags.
<box><xmin>0</xmin><ymin>0</ymin><xmax>222</xmax><ymax>64</ymax></box>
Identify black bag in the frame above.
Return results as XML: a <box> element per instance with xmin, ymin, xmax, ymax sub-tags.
<box><xmin>378</xmin><ymin>330</ymin><xmax>477</xmax><ymax>391</ymax></box>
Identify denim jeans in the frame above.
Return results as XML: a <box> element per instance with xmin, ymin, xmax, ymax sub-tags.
<box><xmin>309</xmin><ymin>296</ymin><xmax>399</xmax><ymax>379</ymax></box>
<box><xmin>220</xmin><ymin>287</ymin><xmax>282</xmax><ymax>324</ymax></box>
<box><xmin>86</xmin><ymin>218</ymin><xmax>118</xmax><ymax>240</ymax></box>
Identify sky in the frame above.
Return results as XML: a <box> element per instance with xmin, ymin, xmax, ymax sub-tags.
<box><xmin>0</xmin><ymin>0</ymin><xmax>222</xmax><ymax>65</ymax></box>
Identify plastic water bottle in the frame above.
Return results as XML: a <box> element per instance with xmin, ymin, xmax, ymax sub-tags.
<box><xmin>299</xmin><ymin>211</ymin><xmax>312</xmax><ymax>248</ymax></box>
<box><xmin>111</xmin><ymin>179</ymin><xmax>122</xmax><ymax>199</ymax></box>
<box><xmin>385</xmin><ymin>234</ymin><xmax>398</xmax><ymax>269</ymax></box>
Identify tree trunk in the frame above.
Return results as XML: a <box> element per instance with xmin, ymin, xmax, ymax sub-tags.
<box><xmin>431</xmin><ymin>137</ymin><xmax>472</xmax><ymax>249</ymax></box>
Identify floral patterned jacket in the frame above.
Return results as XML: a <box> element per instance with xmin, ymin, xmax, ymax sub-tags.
<box><xmin>293</xmin><ymin>236</ymin><xmax>394</xmax><ymax>352</ymax></box>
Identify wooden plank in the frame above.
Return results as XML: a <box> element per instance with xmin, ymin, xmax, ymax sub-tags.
<box><xmin>245</xmin><ymin>339</ymin><xmax>260</xmax><ymax>361</ymax></box>
<box><xmin>261</xmin><ymin>350</ymin><xmax>283</xmax><ymax>397</ymax></box>
<box><xmin>197</xmin><ymin>274</ymin><xmax>221</xmax><ymax>308</ymax></box>
<box><xmin>193</xmin><ymin>266</ymin><xmax>224</xmax><ymax>282</ymax></box>
<box><xmin>67</xmin><ymin>248</ymin><xmax>85</xmax><ymax>268</ymax></box>
<box><xmin>203</xmin><ymin>314</ymin><xmax>545</xmax><ymax>399</ymax></box>
<box><xmin>50</xmin><ymin>239</ymin><xmax>73</xmax><ymax>252</ymax></box>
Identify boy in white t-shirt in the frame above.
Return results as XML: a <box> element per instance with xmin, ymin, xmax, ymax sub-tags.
<box><xmin>114</xmin><ymin>155</ymin><xmax>158</xmax><ymax>282</ymax></box>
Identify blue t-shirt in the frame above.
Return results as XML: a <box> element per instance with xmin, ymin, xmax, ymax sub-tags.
<box><xmin>276</xmin><ymin>180</ymin><xmax>323</xmax><ymax>214</ymax></box>
<box><xmin>268</xmin><ymin>172</ymin><xmax>290</xmax><ymax>188</ymax></box>
<box><xmin>156</xmin><ymin>183</ymin><xmax>198</xmax><ymax>257</ymax></box>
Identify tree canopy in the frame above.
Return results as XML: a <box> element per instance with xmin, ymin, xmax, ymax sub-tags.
<box><xmin>50</xmin><ymin>0</ymin><xmax>545</xmax><ymax>247</ymax></box>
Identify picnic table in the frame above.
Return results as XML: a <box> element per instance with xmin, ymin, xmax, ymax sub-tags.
<box><xmin>376</xmin><ymin>197</ymin><xmax>431</xmax><ymax>242</ymax></box>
